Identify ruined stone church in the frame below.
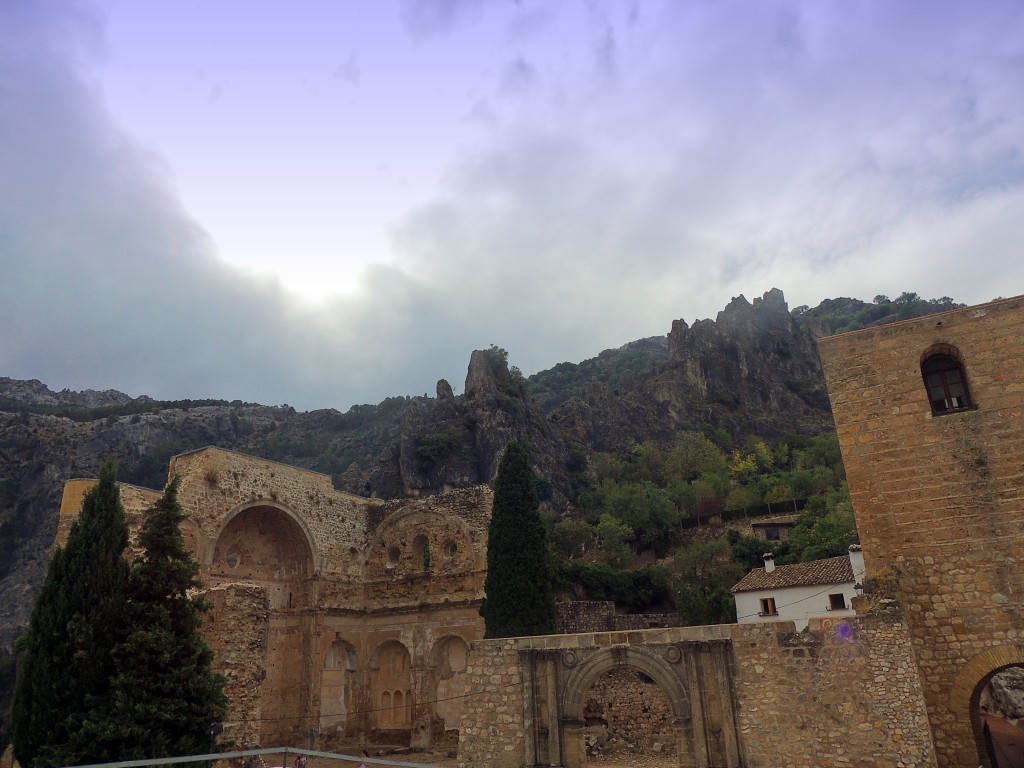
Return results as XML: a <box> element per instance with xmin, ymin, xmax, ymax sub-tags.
<box><xmin>59</xmin><ymin>448</ymin><xmax>491</xmax><ymax>751</ymax></box>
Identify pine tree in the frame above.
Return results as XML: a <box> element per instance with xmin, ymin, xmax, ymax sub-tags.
<box><xmin>11</xmin><ymin>461</ymin><xmax>129</xmax><ymax>768</ymax></box>
<box><xmin>100</xmin><ymin>476</ymin><xmax>227</xmax><ymax>758</ymax></box>
<box><xmin>480</xmin><ymin>441</ymin><xmax>557</xmax><ymax>638</ymax></box>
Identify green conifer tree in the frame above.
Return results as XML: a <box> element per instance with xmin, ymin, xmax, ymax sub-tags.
<box><xmin>11</xmin><ymin>461</ymin><xmax>130</xmax><ymax>768</ymax></box>
<box><xmin>480</xmin><ymin>441</ymin><xmax>557</xmax><ymax>638</ymax></box>
<box><xmin>99</xmin><ymin>476</ymin><xmax>227</xmax><ymax>758</ymax></box>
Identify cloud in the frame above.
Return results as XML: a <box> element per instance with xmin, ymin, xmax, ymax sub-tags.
<box><xmin>0</xmin><ymin>1</ymin><xmax>462</xmax><ymax>410</ymax></box>
<box><xmin>2</xmin><ymin>0</ymin><xmax>1023</xmax><ymax>413</ymax></box>
<box><xmin>333</xmin><ymin>52</ymin><xmax>360</xmax><ymax>86</ymax></box>
<box><xmin>399</xmin><ymin>0</ymin><xmax>484</xmax><ymax>41</ymax></box>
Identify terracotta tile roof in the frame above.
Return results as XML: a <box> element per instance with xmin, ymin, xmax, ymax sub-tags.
<box><xmin>731</xmin><ymin>555</ymin><xmax>853</xmax><ymax>593</ymax></box>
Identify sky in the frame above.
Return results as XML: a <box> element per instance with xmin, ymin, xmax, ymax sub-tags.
<box><xmin>2</xmin><ymin>0</ymin><xmax>1023</xmax><ymax>412</ymax></box>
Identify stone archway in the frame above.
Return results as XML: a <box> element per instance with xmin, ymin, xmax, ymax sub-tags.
<box><xmin>580</xmin><ymin>667</ymin><xmax>675</xmax><ymax>761</ymax></box>
<box><xmin>210</xmin><ymin>503</ymin><xmax>316</xmax><ymax>746</ymax></box>
<box><xmin>210</xmin><ymin>502</ymin><xmax>316</xmax><ymax>606</ymax></box>
<box><xmin>370</xmin><ymin>640</ymin><xmax>413</xmax><ymax>737</ymax></box>
<box><xmin>520</xmin><ymin>641</ymin><xmax>742</xmax><ymax>768</ymax></box>
<box><xmin>951</xmin><ymin>645</ymin><xmax>1024</xmax><ymax>767</ymax></box>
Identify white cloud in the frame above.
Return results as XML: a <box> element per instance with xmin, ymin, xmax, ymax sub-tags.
<box><xmin>2</xmin><ymin>0</ymin><xmax>1023</xmax><ymax>411</ymax></box>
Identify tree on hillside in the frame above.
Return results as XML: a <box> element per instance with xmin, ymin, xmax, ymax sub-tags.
<box><xmin>480</xmin><ymin>441</ymin><xmax>557</xmax><ymax>638</ymax></box>
<box><xmin>94</xmin><ymin>477</ymin><xmax>227</xmax><ymax>758</ymax></box>
<box><xmin>11</xmin><ymin>461</ymin><xmax>130</xmax><ymax>768</ymax></box>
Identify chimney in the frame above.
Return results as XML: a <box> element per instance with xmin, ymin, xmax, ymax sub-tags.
<box><xmin>848</xmin><ymin>544</ymin><xmax>866</xmax><ymax>588</ymax></box>
<box><xmin>763</xmin><ymin>552</ymin><xmax>775</xmax><ymax>573</ymax></box>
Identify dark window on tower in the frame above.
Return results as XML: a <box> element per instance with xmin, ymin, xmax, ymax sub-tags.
<box><xmin>922</xmin><ymin>354</ymin><xmax>972</xmax><ymax>415</ymax></box>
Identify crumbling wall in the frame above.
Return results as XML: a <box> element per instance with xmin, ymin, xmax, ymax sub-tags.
<box><xmin>458</xmin><ymin>610</ymin><xmax>936</xmax><ymax>768</ymax></box>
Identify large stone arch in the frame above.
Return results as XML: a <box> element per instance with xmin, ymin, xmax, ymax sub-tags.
<box><xmin>209</xmin><ymin>501</ymin><xmax>317</xmax><ymax>745</ymax></box>
<box><xmin>561</xmin><ymin>646</ymin><xmax>694</xmax><ymax>767</ymax></box>
<box><xmin>210</xmin><ymin>498</ymin><xmax>318</xmax><ymax>570</ymax></box>
<box><xmin>950</xmin><ymin>644</ymin><xmax>1024</xmax><ymax>767</ymax></box>
<box><xmin>561</xmin><ymin>646</ymin><xmax>691</xmax><ymax>723</ymax></box>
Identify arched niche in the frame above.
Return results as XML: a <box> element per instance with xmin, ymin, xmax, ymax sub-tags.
<box><xmin>370</xmin><ymin>640</ymin><xmax>413</xmax><ymax>731</ymax></box>
<box><xmin>364</xmin><ymin>508</ymin><xmax>474</xmax><ymax>580</ymax></box>
<box><xmin>430</xmin><ymin>635</ymin><xmax>470</xmax><ymax>732</ymax></box>
<box><xmin>561</xmin><ymin>647</ymin><xmax>691</xmax><ymax>725</ymax></box>
<box><xmin>320</xmin><ymin>639</ymin><xmax>359</xmax><ymax>739</ymax></box>
<box><xmin>210</xmin><ymin>503</ymin><xmax>314</xmax><ymax>609</ymax></box>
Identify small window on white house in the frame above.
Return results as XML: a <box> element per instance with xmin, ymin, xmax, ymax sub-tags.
<box><xmin>828</xmin><ymin>593</ymin><xmax>846</xmax><ymax>611</ymax></box>
<box><xmin>759</xmin><ymin>597</ymin><xmax>778</xmax><ymax>616</ymax></box>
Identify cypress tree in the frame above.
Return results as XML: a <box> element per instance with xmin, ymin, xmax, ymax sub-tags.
<box><xmin>11</xmin><ymin>461</ymin><xmax>129</xmax><ymax>768</ymax></box>
<box><xmin>480</xmin><ymin>441</ymin><xmax>557</xmax><ymax>638</ymax></box>
<box><xmin>99</xmin><ymin>476</ymin><xmax>227</xmax><ymax>758</ymax></box>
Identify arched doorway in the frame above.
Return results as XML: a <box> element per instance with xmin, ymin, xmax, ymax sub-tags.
<box><xmin>210</xmin><ymin>503</ymin><xmax>315</xmax><ymax>745</ymax></box>
<box><xmin>951</xmin><ymin>646</ymin><xmax>1024</xmax><ymax>768</ymax></box>
<box><xmin>975</xmin><ymin>665</ymin><xmax>1024</xmax><ymax>768</ymax></box>
<box><xmin>580</xmin><ymin>668</ymin><xmax>675</xmax><ymax>764</ymax></box>
<box><xmin>370</xmin><ymin>641</ymin><xmax>413</xmax><ymax>738</ymax></box>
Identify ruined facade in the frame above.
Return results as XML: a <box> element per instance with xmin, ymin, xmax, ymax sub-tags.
<box><xmin>819</xmin><ymin>294</ymin><xmax>1024</xmax><ymax>768</ymax></box>
<box><xmin>58</xmin><ymin>447</ymin><xmax>490</xmax><ymax>751</ymax></box>
<box><xmin>458</xmin><ymin>613</ymin><xmax>936</xmax><ymax>768</ymax></box>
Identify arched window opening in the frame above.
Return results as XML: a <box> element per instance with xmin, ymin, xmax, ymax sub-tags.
<box><xmin>922</xmin><ymin>353</ymin><xmax>972</xmax><ymax>415</ymax></box>
<box><xmin>413</xmin><ymin>534</ymin><xmax>430</xmax><ymax>571</ymax></box>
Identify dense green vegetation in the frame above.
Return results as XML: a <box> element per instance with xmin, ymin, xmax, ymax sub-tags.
<box><xmin>481</xmin><ymin>441</ymin><xmax>557</xmax><ymax>638</ymax></box>
<box><xmin>11</xmin><ymin>462</ymin><xmax>131</xmax><ymax>767</ymax></box>
<box><xmin>528</xmin><ymin>338</ymin><xmax>667</xmax><ymax>411</ymax></box>
<box><xmin>102</xmin><ymin>478</ymin><xmax>227</xmax><ymax>758</ymax></box>
<box><xmin>793</xmin><ymin>291</ymin><xmax>962</xmax><ymax>334</ymax></box>
<box><xmin>10</xmin><ymin>466</ymin><xmax>225</xmax><ymax>765</ymax></box>
<box><xmin>548</xmin><ymin>431</ymin><xmax>858</xmax><ymax>626</ymax></box>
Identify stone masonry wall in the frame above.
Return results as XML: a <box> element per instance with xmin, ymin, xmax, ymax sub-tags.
<box><xmin>818</xmin><ymin>295</ymin><xmax>1024</xmax><ymax>767</ymax></box>
<box><xmin>556</xmin><ymin>601</ymin><xmax>681</xmax><ymax>634</ymax></box>
<box><xmin>458</xmin><ymin>639</ymin><xmax>525</xmax><ymax>768</ymax></box>
<box><xmin>732</xmin><ymin>607</ymin><xmax>936</xmax><ymax>767</ymax></box>
<box><xmin>459</xmin><ymin>609</ymin><xmax>936</xmax><ymax>768</ymax></box>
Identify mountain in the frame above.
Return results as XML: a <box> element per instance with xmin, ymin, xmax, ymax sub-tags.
<box><xmin>0</xmin><ymin>288</ymin><xmax>964</xmax><ymax>657</ymax></box>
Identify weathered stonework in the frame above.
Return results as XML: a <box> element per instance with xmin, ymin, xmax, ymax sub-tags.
<box><xmin>457</xmin><ymin>610</ymin><xmax>935</xmax><ymax>768</ymax></box>
<box><xmin>819</xmin><ymin>295</ymin><xmax>1024</xmax><ymax>767</ymax></box>
<box><xmin>555</xmin><ymin>601</ymin><xmax>681</xmax><ymax>635</ymax></box>
<box><xmin>58</xmin><ymin>447</ymin><xmax>491</xmax><ymax>751</ymax></box>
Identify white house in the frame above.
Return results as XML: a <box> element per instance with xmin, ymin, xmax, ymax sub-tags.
<box><xmin>731</xmin><ymin>545</ymin><xmax>866</xmax><ymax>631</ymax></box>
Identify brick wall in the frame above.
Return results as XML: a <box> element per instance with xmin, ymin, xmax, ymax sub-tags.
<box><xmin>819</xmin><ymin>295</ymin><xmax>1024</xmax><ymax>767</ymax></box>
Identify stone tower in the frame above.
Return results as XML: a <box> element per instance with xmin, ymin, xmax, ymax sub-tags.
<box><xmin>818</xmin><ymin>295</ymin><xmax>1024</xmax><ymax>768</ymax></box>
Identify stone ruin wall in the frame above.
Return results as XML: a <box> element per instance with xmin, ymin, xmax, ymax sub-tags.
<box><xmin>56</xmin><ymin>448</ymin><xmax>492</xmax><ymax>752</ymax></box>
<box><xmin>556</xmin><ymin>601</ymin><xmax>681</xmax><ymax>635</ymax></box>
<box><xmin>458</xmin><ymin>605</ymin><xmax>937</xmax><ymax>768</ymax></box>
<box><xmin>581</xmin><ymin>668</ymin><xmax>674</xmax><ymax>757</ymax></box>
